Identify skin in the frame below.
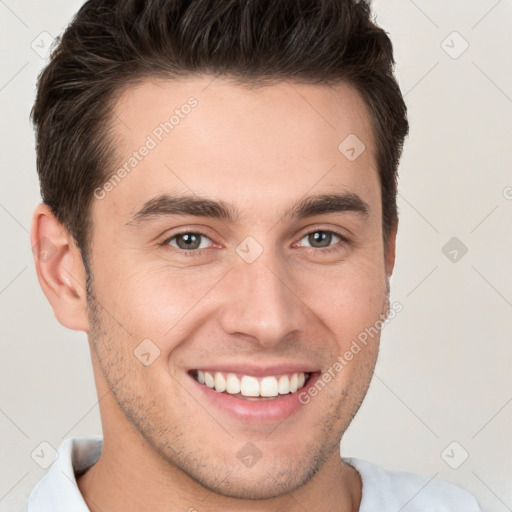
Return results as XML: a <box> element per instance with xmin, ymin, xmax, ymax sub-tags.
<box><xmin>31</xmin><ymin>76</ymin><xmax>397</xmax><ymax>512</ymax></box>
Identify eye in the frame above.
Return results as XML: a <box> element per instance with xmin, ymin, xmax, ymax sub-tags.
<box><xmin>161</xmin><ymin>228</ymin><xmax>349</xmax><ymax>255</ymax></box>
<box><xmin>163</xmin><ymin>231</ymin><xmax>213</xmax><ymax>251</ymax></box>
<box><xmin>297</xmin><ymin>230</ymin><xmax>347</xmax><ymax>251</ymax></box>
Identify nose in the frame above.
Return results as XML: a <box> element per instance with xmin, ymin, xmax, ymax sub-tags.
<box><xmin>218</xmin><ymin>250</ymin><xmax>309</xmax><ymax>349</ymax></box>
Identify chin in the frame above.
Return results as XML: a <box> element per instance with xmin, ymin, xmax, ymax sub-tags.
<box><xmin>175</xmin><ymin>445</ymin><xmax>326</xmax><ymax>501</ymax></box>
<box><xmin>195</xmin><ymin>468</ymin><xmax>309</xmax><ymax>500</ymax></box>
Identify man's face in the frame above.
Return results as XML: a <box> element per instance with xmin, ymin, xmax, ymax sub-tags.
<box><xmin>85</xmin><ymin>76</ymin><xmax>393</xmax><ymax>499</ymax></box>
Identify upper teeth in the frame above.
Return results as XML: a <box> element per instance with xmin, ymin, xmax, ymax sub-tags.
<box><xmin>196</xmin><ymin>370</ymin><xmax>307</xmax><ymax>397</ymax></box>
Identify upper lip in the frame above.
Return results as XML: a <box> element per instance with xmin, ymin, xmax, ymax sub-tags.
<box><xmin>187</xmin><ymin>362</ymin><xmax>320</xmax><ymax>377</ymax></box>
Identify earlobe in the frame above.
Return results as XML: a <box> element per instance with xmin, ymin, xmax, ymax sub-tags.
<box><xmin>30</xmin><ymin>204</ymin><xmax>90</xmax><ymax>332</ymax></box>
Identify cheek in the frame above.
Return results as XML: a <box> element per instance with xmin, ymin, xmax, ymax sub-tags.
<box><xmin>99</xmin><ymin>264</ymin><xmax>226</xmax><ymax>343</ymax></box>
<box><xmin>300</xmin><ymin>261</ymin><xmax>387</xmax><ymax>338</ymax></box>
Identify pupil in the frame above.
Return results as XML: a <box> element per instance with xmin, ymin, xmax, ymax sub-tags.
<box><xmin>310</xmin><ymin>231</ymin><xmax>330</xmax><ymax>248</ymax></box>
<box><xmin>178</xmin><ymin>233</ymin><xmax>200</xmax><ymax>250</ymax></box>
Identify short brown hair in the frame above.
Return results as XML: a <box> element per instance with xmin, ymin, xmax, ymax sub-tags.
<box><xmin>31</xmin><ymin>0</ymin><xmax>408</xmax><ymax>268</ymax></box>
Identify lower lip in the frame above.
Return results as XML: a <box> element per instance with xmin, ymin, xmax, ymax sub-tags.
<box><xmin>189</xmin><ymin>372</ymin><xmax>321</xmax><ymax>423</ymax></box>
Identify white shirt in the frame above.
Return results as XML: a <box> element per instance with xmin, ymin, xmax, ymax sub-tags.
<box><xmin>26</xmin><ymin>436</ymin><xmax>482</xmax><ymax>511</ymax></box>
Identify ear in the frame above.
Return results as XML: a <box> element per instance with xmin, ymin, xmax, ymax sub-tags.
<box><xmin>30</xmin><ymin>204</ymin><xmax>90</xmax><ymax>331</ymax></box>
<box><xmin>384</xmin><ymin>219</ymin><xmax>398</xmax><ymax>279</ymax></box>
<box><xmin>381</xmin><ymin>220</ymin><xmax>398</xmax><ymax>319</ymax></box>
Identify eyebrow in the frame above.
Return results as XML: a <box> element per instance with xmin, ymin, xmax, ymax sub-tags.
<box><xmin>125</xmin><ymin>192</ymin><xmax>370</xmax><ymax>227</ymax></box>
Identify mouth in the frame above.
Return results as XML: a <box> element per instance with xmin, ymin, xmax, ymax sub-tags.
<box><xmin>189</xmin><ymin>370</ymin><xmax>314</xmax><ymax>400</ymax></box>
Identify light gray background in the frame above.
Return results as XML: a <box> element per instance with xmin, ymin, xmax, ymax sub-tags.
<box><xmin>1</xmin><ymin>1</ymin><xmax>511</xmax><ymax>511</ymax></box>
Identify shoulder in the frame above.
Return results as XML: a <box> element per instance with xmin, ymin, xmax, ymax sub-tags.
<box><xmin>343</xmin><ymin>457</ymin><xmax>482</xmax><ymax>512</ymax></box>
<box><xmin>26</xmin><ymin>436</ymin><xmax>103</xmax><ymax>512</ymax></box>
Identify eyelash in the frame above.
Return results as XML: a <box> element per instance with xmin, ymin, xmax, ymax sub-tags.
<box><xmin>160</xmin><ymin>228</ymin><xmax>350</xmax><ymax>256</ymax></box>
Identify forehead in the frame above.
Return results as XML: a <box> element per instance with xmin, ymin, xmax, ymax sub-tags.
<box><xmin>99</xmin><ymin>76</ymin><xmax>379</xmax><ymax>224</ymax></box>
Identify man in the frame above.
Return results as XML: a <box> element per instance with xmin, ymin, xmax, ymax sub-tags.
<box><xmin>27</xmin><ymin>0</ymin><xmax>481</xmax><ymax>510</ymax></box>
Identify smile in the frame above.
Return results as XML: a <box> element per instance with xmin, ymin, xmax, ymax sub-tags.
<box><xmin>191</xmin><ymin>370</ymin><xmax>312</xmax><ymax>400</ymax></box>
